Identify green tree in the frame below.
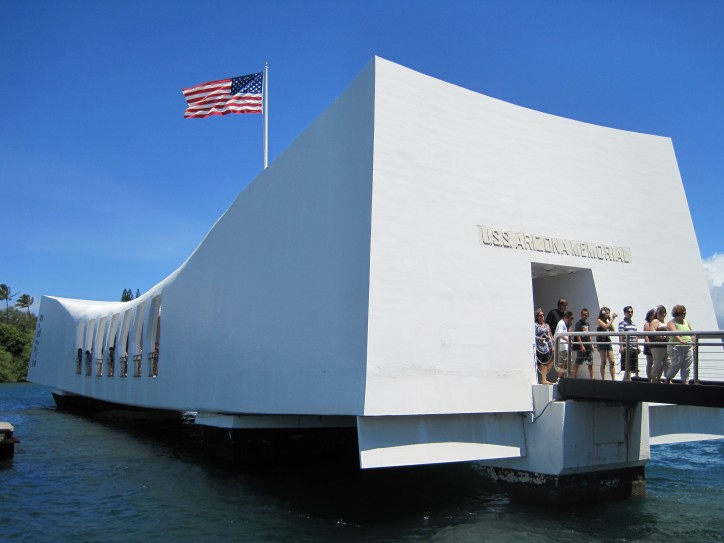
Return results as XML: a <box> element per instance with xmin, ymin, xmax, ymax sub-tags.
<box><xmin>4</xmin><ymin>307</ymin><xmax>37</xmax><ymax>334</ymax></box>
<box><xmin>0</xmin><ymin>283</ymin><xmax>17</xmax><ymax>322</ymax></box>
<box><xmin>15</xmin><ymin>293</ymin><xmax>34</xmax><ymax>315</ymax></box>
<box><xmin>121</xmin><ymin>288</ymin><xmax>141</xmax><ymax>302</ymax></box>
<box><xmin>0</xmin><ymin>323</ymin><xmax>29</xmax><ymax>357</ymax></box>
<box><xmin>0</xmin><ymin>349</ymin><xmax>17</xmax><ymax>382</ymax></box>
<box><xmin>0</xmin><ymin>320</ymin><xmax>33</xmax><ymax>382</ymax></box>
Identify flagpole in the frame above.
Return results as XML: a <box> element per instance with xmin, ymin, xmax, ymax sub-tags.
<box><xmin>263</xmin><ymin>62</ymin><xmax>269</xmax><ymax>169</ymax></box>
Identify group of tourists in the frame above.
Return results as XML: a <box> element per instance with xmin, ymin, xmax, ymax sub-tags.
<box><xmin>534</xmin><ymin>298</ymin><xmax>695</xmax><ymax>385</ymax></box>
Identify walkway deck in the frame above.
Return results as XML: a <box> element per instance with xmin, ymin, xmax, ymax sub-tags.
<box><xmin>557</xmin><ymin>378</ymin><xmax>724</xmax><ymax>408</ymax></box>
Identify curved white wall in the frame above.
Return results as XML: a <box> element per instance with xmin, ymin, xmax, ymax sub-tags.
<box><xmin>28</xmin><ymin>57</ymin><xmax>718</xmax><ymax>418</ymax></box>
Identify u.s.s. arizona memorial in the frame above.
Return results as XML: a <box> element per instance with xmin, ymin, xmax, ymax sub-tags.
<box><xmin>29</xmin><ymin>58</ymin><xmax>723</xmax><ymax>500</ymax></box>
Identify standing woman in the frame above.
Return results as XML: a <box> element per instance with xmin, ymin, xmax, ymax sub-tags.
<box><xmin>666</xmin><ymin>305</ymin><xmax>694</xmax><ymax>384</ymax></box>
<box><xmin>642</xmin><ymin>308</ymin><xmax>656</xmax><ymax>381</ymax></box>
<box><xmin>596</xmin><ymin>307</ymin><xmax>617</xmax><ymax>380</ymax></box>
<box><xmin>535</xmin><ymin>309</ymin><xmax>554</xmax><ymax>384</ymax></box>
<box><xmin>649</xmin><ymin>305</ymin><xmax>670</xmax><ymax>382</ymax></box>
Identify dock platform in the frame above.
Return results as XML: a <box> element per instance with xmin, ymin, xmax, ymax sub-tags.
<box><xmin>0</xmin><ymin>422</ymin><xmax>19</xmax><ymax>459</ymax></box>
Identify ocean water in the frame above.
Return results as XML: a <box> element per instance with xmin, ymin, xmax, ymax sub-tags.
<box><xmin>1</xmin><ymin>383</ymin><xmax>722</xmax><ymax>543</ymax></box>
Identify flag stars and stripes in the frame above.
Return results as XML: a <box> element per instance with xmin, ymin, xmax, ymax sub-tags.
<box><xmin>182</xmin><ymin>72</ymin><xmax>263</xmax><ymax>119</ymax></box>
<box><xmin>231</xmin><ymin>73</ymin><xmax>263</xmax><ymax>95</ymax></box>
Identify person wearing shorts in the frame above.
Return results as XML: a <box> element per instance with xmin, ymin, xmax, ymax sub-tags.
<box><xmin>572</xmin><ymin>308</ymin><xmax>593</xmax><ymax>379</ymax></box>
<box><xmin>534</xmin><ymin>309</ymin><xmax>554</xmax><ymax>384</ymax></box>
<box><xmin>596</xmin><ymin>307</ymin><xmax>617</xmax><ymax>380</ymax></box>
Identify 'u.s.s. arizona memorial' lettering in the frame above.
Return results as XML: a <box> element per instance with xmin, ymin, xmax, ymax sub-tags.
<box><xmin>478</xmin><ymin>225</ymin><xmax>632</xmax><ymax>263</ymax></box>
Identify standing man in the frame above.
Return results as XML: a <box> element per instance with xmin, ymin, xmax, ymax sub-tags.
<box><xmin>546</xmin><ymin>299</ymin><xmax>568</xmax><ymax>340</ymax></box>
<box><xmin>554</xmin><ymin>311</ymin><xmax>574</xmax><ymax>379</ymax></box>
<box><xmin>618</xmin><ymin>306</ymin><xmax>640</xmax><ymax>380</ymax></box>
<box><xmin>572</xmin><ymin>308</ymin><xmax>594</xmax><ymax>379</ymax></box>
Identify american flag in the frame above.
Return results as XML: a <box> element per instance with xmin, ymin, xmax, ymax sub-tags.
<box><xmin>182</xmin><ymin>72</ymin><xmax>263</xmax><ymax>118</ymax></box>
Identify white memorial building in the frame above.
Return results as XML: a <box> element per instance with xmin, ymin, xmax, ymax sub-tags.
<box><xmin>29</xmin><ymin>58</ymin><xmax>722</xmax><ymax>499</ymax></box>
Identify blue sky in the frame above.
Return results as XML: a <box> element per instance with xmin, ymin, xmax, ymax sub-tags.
<box><xmin>2</xmin><ymin>1</ymin><xmax>723</xmax><ymax>323</ymax></box>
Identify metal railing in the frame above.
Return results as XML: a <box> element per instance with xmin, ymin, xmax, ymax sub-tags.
<box><xmin>133</xmin><ymin>354</ymin><xmax>143</xmax><ymax>377</ymax></box>
<box><xmin>553</xmin><ymin>330</ymin><xmax>724</xmax><ymax>383</ymax></box>
<box><xmin>148</xmin><ymin>352</ymin><xmax>159</xmax><ymax>377</ymax></box>
<box><xmin>119</xmin><ymin>356</ymin><xmax>128</xmax><ymax>378</ymax></box>
<box><xmin>70</xmin><ymin>351</ymin><xmax>159</xmax><ymax>380</ymax></box>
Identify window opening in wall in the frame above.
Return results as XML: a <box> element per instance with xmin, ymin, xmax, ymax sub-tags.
<box><xmin>148</xmin><ymin>297</ymin><xmax>162</xmax><ymax>377</ymax></box>
<box><xmin>75</xmin><ymin>322</ymin><xmax>86</xmax><ymax>375</ymax></box>
<box><xmin>108</xmin><ymin>343</ymin><xmax>116</xmax><ymax>377</ymax></box>
<box><xmin>120</xmin><ymin>323</ymin><xmax>130</xmax><ymax>377</ymax></box>
<box><xmin>107</xmin><ymin>313</ymin><xmax>120</xmax><ymax>378</ymax></box>
<box><xmin>119</xmin><ymin>352</ymin><xmax>129</xmax><ymax>378</ymax></box>
<box><xmin>133</xmin><ymin>353</ymin><xmax>143</xmax><ymax>377</ymax></box>
<box><xmin>119</xmin><ymin>308</ymin><xmax>132</xmax><ymax>378</ymax></box>
<box><xmin>132</xmin><ymin>303</ymin><xmax>146</xmax><ymax>378</ymax></box>
<box><xmin>84</xmin><ymin>319</ymin><xmax>96</xmax><ymax>377</ymax></box>
<box><xmin>95</xmin><ymin>317</ymin><xmax>107</xmax><ymax>377</ymax></box>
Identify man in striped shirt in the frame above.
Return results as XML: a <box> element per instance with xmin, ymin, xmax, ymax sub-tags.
<box><xmin>618</xmin><ymin>306</ymin><xmax>640</xmax><ymax>380</ymax></box>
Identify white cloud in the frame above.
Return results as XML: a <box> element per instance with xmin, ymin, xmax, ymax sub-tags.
<box><xmin>702</xmin><ymin>253</ymin><xmax>724</xmax><ymax>329</ymax></box>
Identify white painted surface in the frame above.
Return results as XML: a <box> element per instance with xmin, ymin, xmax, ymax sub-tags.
<box><xmin>357</xmin><ymin>413</ymin><xmax>525</xmax><ymax>468</ymax></box>
<box><xmin>364</xmin><ymin>58</ymin><xmax>718</xmax><ymax>418</ymax></box>
<box><xmin>483</xmin><ymin>385</ymin><xmax>650</xmax><ymax>475</ymax></box>
<box><xmin>648</xmin><ymin>403</ymin><xmax>724</xmax><ymax>444</ymax></box>
<box><xmin>31</xmin><ymin>61</ymin><xmax>376</xmax><ymax>415</ymax></box>
<box><xmin>27</xmin><ymin>57</ymin><xmax>721</xmax><ymax>469</ymax></box>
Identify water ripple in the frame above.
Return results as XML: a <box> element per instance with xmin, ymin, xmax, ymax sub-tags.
<box><xmin>1</xmin><ymin>383</ymin><xmax>722</xmax><ymax>543</ymax></box>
